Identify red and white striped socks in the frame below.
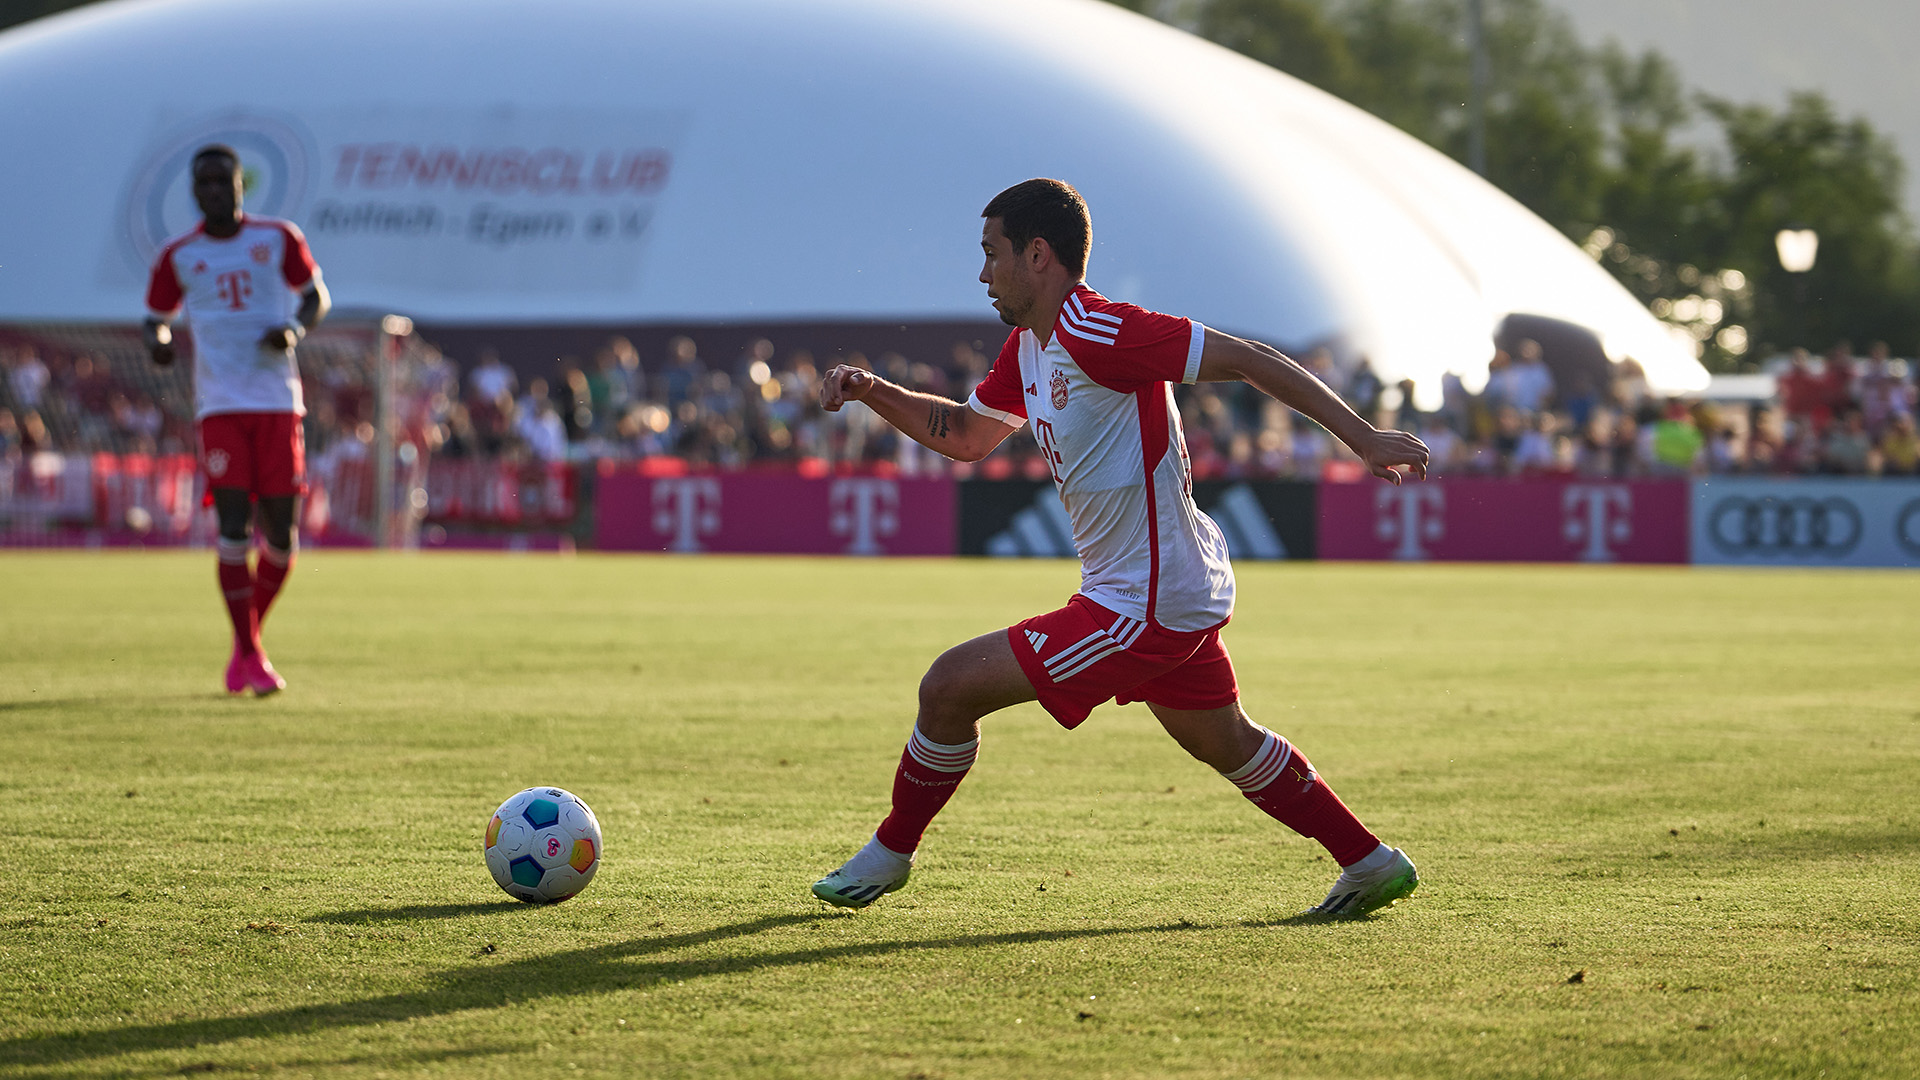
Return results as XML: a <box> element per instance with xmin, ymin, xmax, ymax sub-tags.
<box><xmin>216</xmin><ymin>537</ymin><xmax>259</xmax><ymax>657</ymax></box>
<box><xmin>1221</xmin><ymin>726</ymin><xmax>1381</xmax><ymax>868</ymax></box>
<box><xmin>873</xmin><ymin>727</ymin><xmax>980</xmax><ymax>857</ymax></box>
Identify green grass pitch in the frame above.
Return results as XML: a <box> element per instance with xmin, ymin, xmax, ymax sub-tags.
<box><xmin>1</xmin><ymin>551</ymin><xmax>1916</xmax><ymax>1079</ymax></box>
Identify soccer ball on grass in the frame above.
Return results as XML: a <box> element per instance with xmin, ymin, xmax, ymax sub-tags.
<box><xmin>485</xmin><ymin>786</ymin><xmax>602</xmax><ymax>903</ymax></box>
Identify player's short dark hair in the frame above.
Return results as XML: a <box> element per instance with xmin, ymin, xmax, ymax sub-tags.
<box><xmin>982</xmin><ymin>178</ymin><xmax>1090</xmax><ymax>278</ymax></box>
<box><xmin>193</xmin><ymin>144</ymin><xmax>240</xmax><ymax>173</ymax></box>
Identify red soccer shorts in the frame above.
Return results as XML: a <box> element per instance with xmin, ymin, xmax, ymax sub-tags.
<box><xmin>196</xmin><ymin>412</ymin><xmax>306</xmax><ymax>499</ymax></box>
<box><xmin>1007</xmin><ymin>594</ymin><xmax>1239</xmax><ymax>730</ymax></box>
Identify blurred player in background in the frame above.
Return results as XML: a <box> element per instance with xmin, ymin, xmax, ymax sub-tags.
<box><xmin>144</xmin><ymin>145</ymin><xmax>330</xmax><ymax>695</ymax></box>
<box><xmin>814</xmin><ymin>179</ymin><xmax>1428</xmax><ymax>916</ymax></box>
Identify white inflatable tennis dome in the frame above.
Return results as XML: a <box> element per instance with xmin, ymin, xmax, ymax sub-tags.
<box><xmin>0</xmin><ymin>0</ymin><xmax>1707</xmax><ymax>401</ymax></box>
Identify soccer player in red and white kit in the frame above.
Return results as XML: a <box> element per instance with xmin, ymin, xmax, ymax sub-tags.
<box><xmin>813</xmin><ymin>179</ymin><xmax>1430</xmax><ymax>916</ymax></box>
<box><xmin>144</xmin><ymin>145</ymin><xmax>330</xmax><ymax>695</ymax></box>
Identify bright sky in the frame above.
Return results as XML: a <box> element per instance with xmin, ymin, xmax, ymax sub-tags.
<box><xmin>1547</xmin><ymin>0</ymin><xmax>1920</xmax><ymax>216</ymax></box>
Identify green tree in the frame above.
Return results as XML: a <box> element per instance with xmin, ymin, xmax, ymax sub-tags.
<box><xmin>1708</xmin><ymin>93</ymin><xmax>1919</xmax><ymax>355</ymax></box>
<box><xmin>1148</xmin><ymin>0</ymin><xmax>1920</xmax><ymax>362</ymax></box>
<box><xmin>1323</xmin><ymin>0</ymin><xmax>1467</xmax><ymax>147</ymax></box>
<box><xmin>0</xmin><ymin>0</ymin><xmax>97</xmax><ymax>33</ymax></box>
<box><xmin>1195</xmin><ymin>0</ymin><xmax>1363</xmax><ymax>102</ymax></box>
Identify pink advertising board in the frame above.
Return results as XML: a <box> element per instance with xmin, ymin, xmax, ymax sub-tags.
<box><xmin>595</xmin><ymin>472</ymin><xmax>956</xmax><ymax>555</ymax></box>
<box><xmin>1318</xmin><ymin>478</ymin><xmax>1689</xmax><ymax>563</ymax></box>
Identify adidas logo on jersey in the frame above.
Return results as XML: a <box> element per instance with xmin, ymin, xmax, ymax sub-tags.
<box><xmin>1024</xmin><ymin>629</ymin><xmax>1049</xmax><ymax>653</ymax></box>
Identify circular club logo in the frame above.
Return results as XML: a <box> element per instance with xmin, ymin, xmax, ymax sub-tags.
<box><xmin>205</xmin><ymin>449</ymin><xmax>230</xmax><ymax>478</ymax></box>
<box><xmin>117</xmin><ymin>112</ymin><xmax>314</xmax><ymax>273</ymax></box>
<box><xmin>1706</xmin><ymin>495</ymin><xmax>1863</xmax><ymax>557</ymax></box>
<box><xmin>1896</xmin><ymin>498</ymin><xmax>1920</xmax><ymax>558</ymax></box>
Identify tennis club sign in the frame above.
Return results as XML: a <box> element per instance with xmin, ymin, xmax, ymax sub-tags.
<box><xmin>109</xmin><ymin>106</ymin><xmax>683</xmax><ymax>300</ymax></box>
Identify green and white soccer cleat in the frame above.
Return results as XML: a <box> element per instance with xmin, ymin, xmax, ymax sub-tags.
<box><xmin>811</xmin><ymin>834</ymin><xmax>912</xmax><ymax>909</ymax></box>
<box><xmin>1309</xmin><ymin>846</ymin><xmax>1418</xmax><ymax>916</ymax></box>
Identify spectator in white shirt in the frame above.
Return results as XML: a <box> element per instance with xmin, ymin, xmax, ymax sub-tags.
<box><xmin>469</xmin><ymin>349</ymin><xmax>517</xmax><ymax>406</ymax></box>
<box><xmin>7</xmin><ymin>349</ymin><xmax>49</xmax><ymax>410</ymax></box>
<box><xmin>1506</xmin><ymin>339</ymin><xmax>1555</xmax><ymax>415</ymax></box>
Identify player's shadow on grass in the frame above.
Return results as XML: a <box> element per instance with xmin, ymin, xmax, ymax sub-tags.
<box><xmin>0</xmin><ymin>693</ymin><xmax>219</xmax><ymax>712</ymax></box>
<box><xmin>306</xmin><ymin>901</ymin><xmax>528</xmax><ymax>924</ymax></box>
<box><xmin>0</xmin><ymin>913</ymin><xmax>1209</xmax><ymax>1068</ymax></box>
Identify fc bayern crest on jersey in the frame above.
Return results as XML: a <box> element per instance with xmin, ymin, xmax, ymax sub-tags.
<box><xmin>205</xmin><ymin>449</ymin><xmax>230</xmax><ymax>478</ymax></box>
<box><xmin>1050</xmin><ymin>368</ymin><xmax>1071</xmax><ymax>410</ymax></box>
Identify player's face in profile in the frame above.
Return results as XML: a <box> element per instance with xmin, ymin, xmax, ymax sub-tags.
<box><xmin>192</xmin><ymin>155</ymin><xmax>243</xmax><ymax>223</ymax></box>
<box><xmin>979</xmin><ymin>217</ymin><xmax>1033</xmax><ymax>328</ymax></box>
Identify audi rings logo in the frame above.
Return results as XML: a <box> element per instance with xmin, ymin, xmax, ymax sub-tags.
<box><xmin>1896</xmin><ymin>499</ymin><xmax>1920</xmax><ymax>557</ymax></box>
<box><xmin>1706</xmin><ymin>496</ymin><xmax>1863</xmax><ymax>557</ymax></box>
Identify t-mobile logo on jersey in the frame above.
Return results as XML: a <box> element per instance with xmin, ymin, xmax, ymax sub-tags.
<box><xmin>1562</xmin><ymin>485</ymin><xmax>1633</xmax><ymax>562</ymax></box>
<box><xmin>1033</xmin><ymin>419</ymin><xmax>1066</xmax><ymax>485</ymax></box>
<box><xmin>1374</xmin><ymin>485</ymin><xmax>1445</xmax><ymax>560</ymax></box>
<box><xmin>829</xmin><ymin>478</ymin><xmax>899</xmax><ymax>555</ymax></box>
<box><xmin>650</xmin><ymin>477</ymin><xmax>721</xmax><ymax>552</ymax></box>
<box><xmin>215</xmin><ymin>270</ymin><xmax>253</xmax><ymax>311</ymax></box>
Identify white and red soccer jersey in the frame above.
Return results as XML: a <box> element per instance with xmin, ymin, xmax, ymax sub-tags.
<box><xmin>969</xmin><ymin>284</ymin><xmax>1234</xmax><ymax>633</ymax></box>
<box><xmin>145</xmin><ymin>214</ymin><xmax>320</xmax><ymax>419</ymax></box>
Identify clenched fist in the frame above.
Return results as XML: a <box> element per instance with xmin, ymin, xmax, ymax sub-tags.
<box><xmin>819</xmin><ymin>364</ymin><xmax>877</xmax><ymax>412</ymax></box>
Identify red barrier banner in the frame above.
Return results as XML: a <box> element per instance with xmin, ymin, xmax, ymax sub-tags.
<box><xmin>595</xmin><ymin>472</ymin><xmax>956</xmax><ymax>555</ymax></box>
<box><xmin>0</xmin><ymin>452</ymin><xmax>205</xmax><ymax>546</ymax></box>
<box><xmin>1317</xmin><ymin>478</ymin><xmax>1689</xmax><ymax>563</ymax></box>
<box><xmin>306</xmin><ymin>458</ymin><xmax>578</xmax><ymax>546</ymax></box>
<box><xmin>425</xmin><ymin>460</ymin><xmax>577</xmax><ymax>525</ymax></box>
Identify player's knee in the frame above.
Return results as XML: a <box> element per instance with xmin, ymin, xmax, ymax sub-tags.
<box><xmin>916</xmin><ymin>660</ymin><xmax>960</xmax><ymax>715</ymax></box>
<box><xmin>263</xmin><ymin>523</ymin><xmax>296</xmax><ymax>551</ymax></box>
<box><xmin>916</xmin><ymin>656</ymin><xmax>982</xmax><ymax>731</ymax></box>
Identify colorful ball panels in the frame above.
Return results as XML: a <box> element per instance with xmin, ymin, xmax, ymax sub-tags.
<box><xmin>484</xmin><ymin>786</ymin><xmax>602</xmax><ymax>904</ymax></box>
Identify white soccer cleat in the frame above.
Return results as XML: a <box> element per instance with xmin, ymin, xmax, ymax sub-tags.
<box><xmin>811</xmin><ymin>834</ymin><xmax>912</xmax><ymax>909</ymax></box>
<box><xmin>1309</xmin><ymin>845</ymin><xmax>1418</xmax><ymax>917</ymax></box>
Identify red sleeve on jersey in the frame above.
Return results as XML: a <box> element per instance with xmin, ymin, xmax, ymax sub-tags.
<box><xmin>278</xmin><ymin>221</ymin><xmax>318</xmax><ymax>289</ymax></box>
<box><xmin>971</xmin><ymin>330</ymin><xmax>1028</xmax><ymax>421</ymax></box>
<box><xmin>146</xmin><ymin>247</ymin><xmax>184</xmax><ymax>314</ymax></box>
<box><xmin>1051</xmin><ymin>286</ymin><xmax>1196</xmax><ymax>393</ymax></box>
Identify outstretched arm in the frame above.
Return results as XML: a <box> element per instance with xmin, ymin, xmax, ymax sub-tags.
<box><xmin>818</xmin><ymin>365</ymin><xmax>1019</xmax><ymax>463</ymax></box>
<box><xmin>1197</xmin><ymin>330</ymin><xmax>1428</xmax><ymax>484</ymax></box>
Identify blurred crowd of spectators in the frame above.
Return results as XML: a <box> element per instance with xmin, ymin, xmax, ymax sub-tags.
<box><xmin>5</xmin><ymin>331</ymin><xmax>1918</xmax><ymax>480</ymax></box>
<box><xmin>0</xmin><ymin>345</ymin><xmax>189</xmax><ymax>459</ymax></box>
<box><xmin>1261</xmin><ymin>337</ymin><xmax>1920</xmax><ymax>480</ymax></box>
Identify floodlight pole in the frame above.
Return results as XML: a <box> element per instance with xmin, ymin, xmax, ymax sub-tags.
<box><xmin>1775</xmin><ymin>228</ymin><xmax>1818</xmax><ymax>349</ymax></box>
<box><xmin>373</xmin><ymin>318</ymin><xmax>396</xmax><ymax>549</ymax></box>
<box><xmin>1467</xmin><ymin>0</ymin><xmax>1489</xmax><ymax>176</ymax></box>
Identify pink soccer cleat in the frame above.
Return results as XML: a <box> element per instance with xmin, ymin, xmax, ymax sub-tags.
<box><xmin>244</xmin><ymin>651</ymin><xmax>287</xmax><ymax>696</ymax></box>
<box><xmin>225</xmin><ymin>644</ymin><xmax>250</xmax><ymax>694</ymax></box>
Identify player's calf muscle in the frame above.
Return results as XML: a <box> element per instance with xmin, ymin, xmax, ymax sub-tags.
<box><xmin>1150</xmin><ymin>702</ymin><xmax>1266</xmax><ymax>773</ymax></box>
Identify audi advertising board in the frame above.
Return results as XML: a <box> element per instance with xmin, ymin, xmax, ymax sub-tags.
<box><xmin>1318</xmin><ymin>478</ymin><xmax>1690</xmax><ymax>563</ymax></box>
<box><xmin>1691</xmin><ymin>478</ymin><xmax>1920</xmax><ymax>568</ymax></box>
